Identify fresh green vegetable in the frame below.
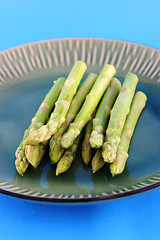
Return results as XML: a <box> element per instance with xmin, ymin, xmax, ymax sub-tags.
<box><xmin>15</xmin><ymin>77</ymin><xmax>65</xmax><ymax>175</ymax></box>
<box><xmin>24</xmin><ymin>61</ymin><xmax>87</xmax><ymax>146</ymax></box>
<box><xmin>82</xmin><ymin>116</ymin><xmax>94</xmax><ymax>165</ymax></box>
<box><xmin>15</xmin><ymin>60</ymin><xmax>146</xmax><ymax>178</ymax></box>
<box><xmin>92</xmin><ymin>149</ymin><xmax>105</xmax><ymax>173</ymax></box>
<box><xmin>110</xmin><ymin>91</ymin><xmax>147</xmax><ymax>176</ymax></box>
<box><xmin>49</xmin><ymin>73</ymin><xmax>97</xmax><ymax>164</ymax></box>
<box><xmin>61</xmin><ymin>64</ymin><xmax>116</xmax><ymax>149</ymax></box>
<box><xmin>56</xmin><ymin>135</ymin><xmax>81</xmax><ymax>176</ymax></box>
<box><xmin>89</xmin><ymin>78</ymin><xmax>121</xmax><ymax>149</ymax></box>
<box><xmin>102</xmin><ymin>72</ymin><xmax>138</xmax><ymax>163</ymax></box>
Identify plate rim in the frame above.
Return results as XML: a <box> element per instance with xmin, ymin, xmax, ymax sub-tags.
<box><xmin>0</xmin><ymin>181</ymin><xmax>160</xmax><ymax>203</ymax></box>
<box><xmin>0</xmin><ymin>37</ymin><xmax>160</xmax><ymax>55</ymax></box>
<box><xmin>0</xmin><ymin>37</ymin><xmax>160</xmax><ymax>204</ymax></box>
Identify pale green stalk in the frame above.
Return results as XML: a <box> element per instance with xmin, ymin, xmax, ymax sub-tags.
<box><xmin>110</xmin><ymin>91</ymin><xmax>147</xmax><ymax>176</ymax></box>
<box><xmin>92</xmin><ymin>149</ymin><xmax>105</xmax><ymax>173</ymax></box>
<box><xmin>82</xmin><ymin>117</ymin><xmax>94</xmax><ymax>165</ymax></box>
<box><xmin>89</xmin><ymin>78</ymin><xmax>121</xmax><ymax>149</ymax></box>
<box><xmin>102</xmin><ymin>72</ymin><xmax>138</xmax><ymax>163</ymax></box>
<box><xmin>56</xmin><ymin>135</ymin><xmax>81</xmax><ymax>175</ymax></box>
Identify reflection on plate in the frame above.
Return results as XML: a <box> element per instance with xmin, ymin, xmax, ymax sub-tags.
<box><xmin>0</xmin><ymin>38</ymin><xmax>160</xmax><ymax>203</ymax></box>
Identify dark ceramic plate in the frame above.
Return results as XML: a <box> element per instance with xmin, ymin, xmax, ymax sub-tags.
<box><xmin>0</xmin><ymin>38</ymin><xmax>160</xmax><ymax>203</ymax></box>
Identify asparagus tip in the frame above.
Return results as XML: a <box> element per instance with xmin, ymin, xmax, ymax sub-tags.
<box><xmin>89</xmin><ymin>131</ymin><xmax>103</xmax><ymax>149</ymax></box>
<box><xmin>110</xmin><ymin>151</ymin><xmax>129</xmax><ymax>176</ymax></box>
<box><xmin>61</xmin><ymin>129</ymin><xmax>78</xmax><ymax>149</ymax></box>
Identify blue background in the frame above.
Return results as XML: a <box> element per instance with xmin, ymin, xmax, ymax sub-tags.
<box><xmin>0</xmin><ymin>0</ymin><xmax>160</xmax><ymax>239</ymax></box>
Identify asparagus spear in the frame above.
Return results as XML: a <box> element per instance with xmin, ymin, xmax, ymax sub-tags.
<box><xmin>110</xmin><ymin>91</ymin><xmax>147</xmax><ymax>176</ymax></box>
<box><xmin>91</xmin><ymin>79</ymin><xmax>121</xmax><ymax>173</ymax></box>
<box><xmin>92</xmin><ymin>149</ymin><xmax>105</xmax><ymax>173</ymax></box>
<box><xmin>15</xmin><ymin>77</ymin><xmax>66</xmax><ymax>175</ymax></box>
<box><xmin>102</xmin><ymin>72</ymin><xmax>138</xmax><ymax>163</ymax></box>
<box><xmin>56</xmin><ymin>134</ymin><xmax>81</xmax><ymax>176</ymax></box>
<box><xmin>89</xmin><ymin>78</ymin><xmax>121</xmax><ymax>149</ymax></box>
<box><xmin>24</xmin><ymin>61</ymin><xmax>87</xmax><ymax>146</ymax></box>
<box><xmin>61</xmin><ymin>64</ymin><xmax>116</xmax><ymax>149</ymax></box>
<box><xmin>82</xmin><ymin>116</ymin><xmax>94</xmax><ymax>165</ymax></box>
<box><xmin>49</xmin><ymin>73</ymin><xmax>98</xmax><ymax>164</ymax></box>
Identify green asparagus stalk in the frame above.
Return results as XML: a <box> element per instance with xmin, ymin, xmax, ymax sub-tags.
<box><xmin>102</xmin><ymin>72</ymin><xmax>138</xmax><ymax>163</ymax></box>
<box><xmin>91</xmin><ymin>79</ymin><xmax>121</xmax><ymax>173</ymax></box>
<box><xmin>110</xmin><ymin>91</ymin><xmax>147</xmax><ymax>176</ymax></box>
<box><xmin>82</xmin><ymin>116</ymin><xmax>94</xmax><ymax>165</ymax></box>
<box><xmin>56</xmin><ymin>134</ymin><xmax>81</xmax><ymax>176</ymax></box>
<box><xmin>61</xmin><ymin>64</ymin><xmax>116</xmax><ymax>149</ymax></box>
<box><xmin>89</xmin><ymin>78</ymin><xmax>121</xmax><ymax>149</ymax></box>
<box><xmin>92</xmin><ymin>149</ymin><xmax>105</xmax><ymax>173</ymax></box>
<box><xmin>15</xmin><ymin>77</ymin><xmax>66</xmax><ymax>175</ymax></box>
<box><xmin>24</xmin><ymin>61</ymin><xmax>87</xmax><ymax>146</ymax></box>
<box><xmin>49</xmin><ymin>73</ymin><xmax>98</xmax><ymax>164</ymax></box>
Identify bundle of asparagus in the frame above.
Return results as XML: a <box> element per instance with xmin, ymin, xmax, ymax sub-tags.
<box><xmin>15</xmin><ymin>77</ymin><xmax>66</xmax><ymax>175</ymax></box>
<box><xmin>24</xmin><ymin>61</ymin><xmax>87</xmax><ymax>146</ymax></box>
<box><xmin>49</xmin><ymin>73</ymin><xmax>98</xmax><ymax>164</ymax></box>
<box><xmin>15</xmin><ymin>61</ymin><xmax>147</xmax><ymax>177</ymax></box>
<box><xmin>61</xmin><ymin>64</ymin><xmax>116</xmax><ymax>149</ymax></box>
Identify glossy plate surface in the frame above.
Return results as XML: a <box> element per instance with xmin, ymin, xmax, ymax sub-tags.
<box><xmin>0</xmin><ymin>38</ymin><xmax>160</xmax><ymax>203</ymax></box>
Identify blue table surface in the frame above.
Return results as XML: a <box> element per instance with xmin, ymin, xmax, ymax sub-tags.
<box><xmin>0</xmin><ymin>0</ymin><xmax>160</xmax><ymax>239</ymax></box>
